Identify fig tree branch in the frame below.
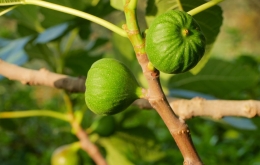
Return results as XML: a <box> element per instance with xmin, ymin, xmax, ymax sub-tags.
<box><xmin>0</xmin><ymin>59</ymin><xmax>85</xmax><ymax>92</ymax></box>
<box><xmin>123</xmin><ymin>0</ymin><xmax>202</xmax><ymax>164</ymax></box>
<box><xmin>71</xmin><ymin>119</ymin><xmax>108</xmax><ymax>165</ymax></box>
<box><xmin>134</xmin><ymin>98</ymin><xmax>260</xmax><ymax>119</ymax></box>
<box><xmin>2</xmin><ymin>59</ymin><xmax>260</xmax><ymax>120</ymax></box>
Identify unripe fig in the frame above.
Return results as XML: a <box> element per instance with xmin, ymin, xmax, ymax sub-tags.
<box><xmin>51</xmin><ymin>142</ymin><xmax>80</xmax><ymax>165</ymax></box>
<box><xmin>145</xmin><ymin>10</ymin><xmax>206</xmax><ymax>74</ymax></box>
<box><xmin>85</xmin><ymin>58</ymin><xmax>142</xmax><ymax>115</ymax></box>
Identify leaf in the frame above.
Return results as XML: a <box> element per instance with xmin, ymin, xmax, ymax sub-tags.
<box><xmin>146</xmin><ymin>0</ymin><xmax>179</xmax><ymax>25</ymax></box>
<box><xmin>64</xmin><ymin>49</ymin><xmax>102</xmax><ymax>76</ymax></box>
<box><xmin>168</xmin><ymin>58</ymin><xmax>259</xmax><ymax>98</ymax></box>
<box><xmin>99</xmin><ymin>137</ymin><xmax>134</xmax><ymax>165</ymax></box>
<box><xmin>0</xmin><ymin>36</ymin><xmax>31</xmax><ymax>63</ymax></box>
<box><xmin>0</xmin><ymin>0</ymin><xmax>23</xmax><ymax>6</ymax></box>
<box><xmin>100</xmin><ymin>127</ymin><xmax>165</xmax><ymax>165</ymax></box>
<box><xmin>8</xmin><ymin>5</ymin><xmax>42</xmax><ymax>32</ymax></box>
<box><xmin>40</xmin><ymin>0</ymin><xmax>87</xmax><ymax>27</ymax></box>
<box><xmin>223</xmin><ymin>117</ymin><xmax>257</xmax><ymax>130</ymax></box>
<box><xmin>0</xmin><ymin>37</ymin><xmax>31</xmax><ymax>79</ymax></box>
<box><xmin>34</xmin><ymin>23</ymin><xmax>69</xmax><ymax>44</ymax></box>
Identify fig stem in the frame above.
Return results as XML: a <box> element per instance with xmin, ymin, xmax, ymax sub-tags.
<box><xmin>0</xmin><ymin>110</ymin><xmax>70</xmax><ymax>121</ymax></box>
<box><xmin>188</xmin><ymin>0</ymin><xmax>224</xmax><ymax>16</ymax></box>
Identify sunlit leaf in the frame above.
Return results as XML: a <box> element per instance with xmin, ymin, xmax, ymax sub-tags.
<box><xmin>0</xmin><ymin>0</ymin><xmax>23</xmax><ymax>6</ymax></box>
<box><xmin>100</xmin><ymin>127</ymin><xmax>165</xmax><ymax>165</ymax></box>
<box><xmin>99</xmin><ymin>137</ymin><xmax>134</xmax><ymax>165</ymax></box>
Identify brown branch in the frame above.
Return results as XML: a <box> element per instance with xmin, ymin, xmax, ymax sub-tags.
<box><xmin>170</xmin><ymin>97</ymin><xmax>260</xmax><ymax>120</ymax></box>
<box><xmin>0</xmin><ymin>59</ymin><xmax>85</xmax><ymax>92</ymax></box>
<box><xmin>123</xmin><ymin>1</ymin><xmax>202</xmax><ymax>164</ymax></box>
<box><xmin>72</xmin><ymin>121</ymin><xmax>107</xmax><ymax>165</ymax></box>
<box><xmin>2</xmin><ymin>59</ymin><xmax>260</xmax><ymax>121</ymax></box>
<box><xmin>0</xmin><ymin>59</ymin><xmax>107</xmax><ymax>164</ymax></box>
<box><xmin>134</xmin><ymin>98</ymin><xmax>260</xmax><ymax>119</ymax></box>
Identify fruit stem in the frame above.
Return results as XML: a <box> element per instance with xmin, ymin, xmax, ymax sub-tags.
<box><xmin>0</xmin><ymin>110</ymin><xmax>70</xmax><ymax>121</ymax></box>
<box><xmin>188</xmin><ymin>0</ymin><xmax>224</xmax><ymax>16</ymax></box>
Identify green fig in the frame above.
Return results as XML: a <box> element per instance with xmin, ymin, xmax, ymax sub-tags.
<box><xmin>145</xmin><ymin>10</ymin><xmax>206</xmax><ymax>74</ymax></box>
<box><xmin>85</xmin><ymin>58</ymin><xmax>142</xmax><ymax>115</ymax></box>
<box><xmin>51</xmin><ymin>142</ymin><xmax>80</xmax><ymax>165</ymax></box>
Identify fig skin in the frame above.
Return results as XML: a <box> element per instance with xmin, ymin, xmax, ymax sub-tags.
<box><xmin>145</xmin><ymin>10</ymin><xmax>206</xmax><ymax>74</ymax></box>
<box><xmin>85</xmin><ymin>58</ymin><xmax>142</xmax><ymax>115</ymax></box>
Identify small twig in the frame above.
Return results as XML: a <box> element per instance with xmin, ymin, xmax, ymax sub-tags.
<box><xmin>2</xmin><ymin>59</ymin><xmax>260</xmax><ymax>120</ymax></box>
<box><xmin>0</xmin><ymin>110</ymin><xmax>70</xmax><ymax>121</ymax></box>
<box><xmin>187</xmin><ymin>0</ymin><xmax>224</xmax><ymax>16</ymax></box>
<box><xmin>72</xmin><ymin>121</ymin><xmax>108</xmax><ymax>165</ymax></box>
<box><xmin>0</xmin><ymin>59</ymin><xmax>85</xmax><ymax>92</ymax></box>
<box><xmin>123</xmin><ymin>0</ymin><xmax>202</xmax><ymax>164</ymax></box>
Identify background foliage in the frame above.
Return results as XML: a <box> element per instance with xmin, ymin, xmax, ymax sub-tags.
<box><xmin>0</xmin><ymin>0</ymin><xmax>260</xmax><ymax>164</ymax></box>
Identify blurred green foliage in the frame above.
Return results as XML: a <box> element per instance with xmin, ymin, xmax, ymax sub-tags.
<box><xmin>0</xmin><ymin>0</ymin><xmax>260</xmax><ymax>165</ymax></box>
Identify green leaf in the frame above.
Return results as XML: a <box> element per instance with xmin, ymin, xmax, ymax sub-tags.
<box><xmin>99</xmin><ymin>137</ymin><xmax>134</xmax><ymax>165</ymax></box>
<box><xmin>0</xmin><ymin>0</ymin><xmax>23</xmax><ymax>6</ymax></box>
<box><xmin>8</xmin><ymin>5</ymin><xmax>43</xmax><ymax>32</ymax></box>
<box><xmin>168</xmin><ymin>58</ymin><xmax>259</xmax><ymax>98</ymax></box>
<box><xmin>39</xmin><ymin>0</ymin><xmax>87</xmax><ymax>27</ymax></box>
<box><xmin>146</xmin><ymin>0</ymin><xmax>179</xmax><ymax>25</ymax></box>
<box><xmin>100</xmin><ymin>127</ymin><xmax>165</xmax><ymax>165</ymax></box>
<box><xmin>64</xmin><ymin>49</ymin><xmax>102</xmax><ymax>76</ymax></box>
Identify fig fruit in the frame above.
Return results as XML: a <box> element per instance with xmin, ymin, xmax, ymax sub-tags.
<box><xmin>85</xmin><ymin>58</ymin><xmax>142</xmax><ymax>115</ymax></box>
<box><xmin>145</xmin><ymin>10</ymin><xmax>206</xmax><ymax>74</ymax></box>
<box><xmin>51</xmin><ymin>142</ymin><xmax>80</xmax><ymax>165</ymax></box>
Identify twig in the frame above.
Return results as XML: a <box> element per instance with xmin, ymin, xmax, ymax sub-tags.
<box><xmin>0</xmin><ymin>59</ymin><xmax>85</xmax><ymax>92</ymax></box>
<box><xmin>72</xmin><ymin>121</ymin><xmax>108</xmax><ymax>165</ymax></box>
<box><xmin>2</xmin><ymin>59</ymin><xmax>260</xmax><ymax>120</ymax></box>
<box><xmin>170</xmin><ymin>97</ymin><xmax>260</xmax><ymax>120</ymax></box>
<box><xmin>123</xmin><ymin>0</ymin><xmax>202</xmax><ymax>164</ymax></box>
